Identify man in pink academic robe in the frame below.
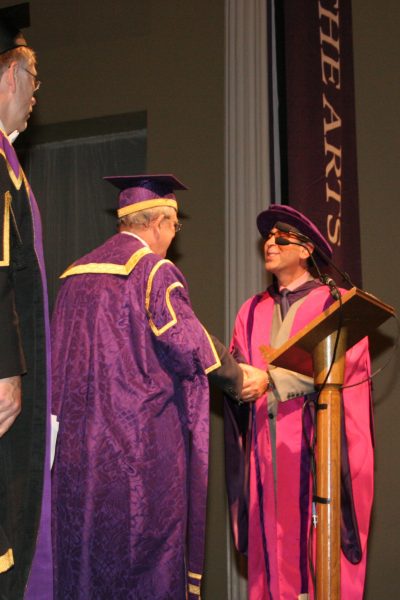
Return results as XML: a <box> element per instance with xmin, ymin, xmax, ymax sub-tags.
<box><xmin>225</xmin><ymin>205</ymin><xmax>373</xmax><ymax>600</ymax></box>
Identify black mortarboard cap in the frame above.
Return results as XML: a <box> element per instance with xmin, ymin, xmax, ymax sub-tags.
<box><xmin>0</xmin><ymin>3</ymin><xmax>30</xmax><ymax>55</ymax></box>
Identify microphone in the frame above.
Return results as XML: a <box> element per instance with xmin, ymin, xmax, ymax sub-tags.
<box><xmin>319</xmin><ymin>275</ymin><xmax>341</xmax><ymax>301</ymax></box>
<box><xmin>276</xmin><ymin>223</ymin><xmax>354</xmax><ymax>288</ymax></box>
<box><xmin>275</xmin><ymin>236</ymin><xmax>341</xmax><ymax>301</ymax></box>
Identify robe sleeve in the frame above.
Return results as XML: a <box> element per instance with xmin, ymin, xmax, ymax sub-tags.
<box><xmin>145</xmin><ymin>259</ymin><xmax>221</xmax><ymax>378</ymax></box>
<box><xmin>145</xmin><ymin>259</ymin><xmax>217</xmax><ymax>586</ymax></box>
<box><xmin>339</xmin><ymin>335</ymin><xmax>373</xmax><ymax>563</ymax></box>
<box><xmin>208</xmin><ymin>335</ymin><xmax>243</xmax><ymax>401</ymax></box>
<box><xmin>230</xmin><ymin>298</ymin><xmax>254</xmax><ymax>363</ymax></box>
<box><xmin>0</xmin><ymin>161</ymin><xmax>25</xmax><ymax>378</ymax></box>
<box><xmin>224</xmin><ymin>297</ymin><xmax>258</xmax><ymax>556</ymax></box>
<box><xmin>268</xmin><ymin>366</ymin><xmax>315</xmax><ymax>401</ymax></box>
<box><xmin>146</xmin><ymin>263</ymin><xmax>243</xmax><ymax>397</ymax></box>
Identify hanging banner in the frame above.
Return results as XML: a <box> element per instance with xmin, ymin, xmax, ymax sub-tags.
<box><xmin>277</xmin><ymin>0</ymin><xmax>362</xmax><ymax>286</ymax></box>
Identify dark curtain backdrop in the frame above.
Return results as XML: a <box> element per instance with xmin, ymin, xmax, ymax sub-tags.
<box><xmin>18</xmin><ymin>128</ymin><xmax>147</xmax><ymax>311</ymax></box>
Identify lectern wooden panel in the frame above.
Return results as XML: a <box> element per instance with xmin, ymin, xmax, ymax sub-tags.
<box><xmin>266</xmin><ymin>287</ymin><xmax>395</xmax><ymax>377</ymax></box>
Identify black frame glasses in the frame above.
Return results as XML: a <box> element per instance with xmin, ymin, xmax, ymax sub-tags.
<box><xmin>23</xmin><ymin>67</ymin><xmax>41</xmax><ymax>92</ymax></box>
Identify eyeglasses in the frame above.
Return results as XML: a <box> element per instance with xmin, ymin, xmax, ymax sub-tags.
<box><xmin>23</xmin><ymin>67</ymin><xmax>42</xmax><ymax>92</ymax></box>
<box><xmin>173</xmin><ymin>221</ymin><xmax>183</xmax><ymax>233</ymax></box>
<box><xmin>162</xmin><ymin>216</ymin><xmax>182</xmax><ymax>233</ymax></box>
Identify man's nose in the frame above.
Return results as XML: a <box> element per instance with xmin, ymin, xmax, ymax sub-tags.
<box><xmin>266</xmin><ymin>235</ymin><xmax>276</xmax><ymax>246</ymax></box>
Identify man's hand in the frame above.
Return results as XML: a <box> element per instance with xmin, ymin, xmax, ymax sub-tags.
<box><xmin>0</xmin><ymin>376</ymin><xmax>22</xmax><ymax>436</ymax></box>
<box><xmin>239</xmin><ymin>364</ymin><xmax>269</xmax><ymax>402</ymax></box>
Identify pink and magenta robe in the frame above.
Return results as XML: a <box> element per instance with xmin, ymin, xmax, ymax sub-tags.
<box><xmin>225</xmin><ymin>285</ymin><xmax>374</xmax><ymax>600</ymax></box>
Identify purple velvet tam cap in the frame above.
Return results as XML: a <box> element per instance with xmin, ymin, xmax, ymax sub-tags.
<box><xmin>0</xmin><ymin>3</ymin><xmax>30</xmax><ymax>55</ymax></box>
<box><xmin>257</xmin><ymin>204</ymin><xmax>333</xmax><ymax>262</ymax></box>
<box><xmin>103</xmin><ymin>174</ymin><xmax>187</xmax><ymax>218</ymax></box>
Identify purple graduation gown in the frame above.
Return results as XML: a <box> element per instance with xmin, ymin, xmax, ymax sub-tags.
<box><xmin>51</xmin><ymin>232</ymin><xmax>221</xmax><ymax>600</ymax></box>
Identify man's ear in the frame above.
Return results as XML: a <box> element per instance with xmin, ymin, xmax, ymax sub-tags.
<box><xmin>155</xmin><ymin>214</ymin><xmax>165</xmax><ymax>228</ymax></box>
<box><xmin>152</xmin><ymin>215</ymin><xmax>164</xmax><ymax>239</ymax></box>
<box><xmin>1</xmin><ymin>61</ymin><xmax>18</xmax><ymax>93</ymax></box>
<box><xmin>301</xmin><ymin>242</ymin><xmax>314</xmax><ymax>259</ymax></box>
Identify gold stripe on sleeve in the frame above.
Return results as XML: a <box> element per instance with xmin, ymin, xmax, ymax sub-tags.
<box><xmin>202</xmin><ymin>327</ymin><xmax>222</xmax><ymax>374</ymax></box>
<box><xmin>0</xmin><ymin>191</ymin><xmax>11</xmax><ymax>267</ymax></box>
<box><xmin>146</xmin><ymin>278</ymin><xmax>184</xmax><ymax>336</ymax></box>
<box><xmin>0</xmin><ymin>148</ymin><xmax>24</xmax><ymax>191</ymax></box>
<box><xmin>188</xmin><ymin>571</ymin><xmax>202</xmax><ymax>580</ymax></box>
<box><xmin>145</xmin><ymin>260</ymin><xmax>184</xmax><ymax>336</ymax></box>
<box><xmin>188</xmin><ymin>583</ymin><xmax>201</xmax><ymax>596</ymax></box>
<box><xmin>0</xmin><ymin>548</ymin><xmax>14</xmax><ymax>573</ymax></box>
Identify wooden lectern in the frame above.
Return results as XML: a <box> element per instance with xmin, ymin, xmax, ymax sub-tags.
<box><xmin>266</xmin><ymin>287</ymin><xmax>395</xmax><ymax>600</ymax></box>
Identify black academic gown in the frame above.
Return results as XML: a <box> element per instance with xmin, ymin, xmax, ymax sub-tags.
<box><xmin>0</xmin><ymin>131</ymin><xmax>49</xmax><ymax>599</ymax></box>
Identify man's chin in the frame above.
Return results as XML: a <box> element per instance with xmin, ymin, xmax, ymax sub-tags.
<box><xmin>265</xmin><ymin>260</ymin><xmax>277</xmax><ymax>272</ymax></box>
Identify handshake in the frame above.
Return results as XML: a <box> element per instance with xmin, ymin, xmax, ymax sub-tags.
<box><xmin>239</xmin><ymin>363</ymin><xmax>270</xmax><ymax>402</ymax></box>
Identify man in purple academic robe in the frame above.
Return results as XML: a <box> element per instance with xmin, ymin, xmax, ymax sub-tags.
<box><xmin>225</xmin><ymin>205</ymin><xmax>374</xmax><ymax>600</ymax></box>
<box><xmin>0</xmin><ymin>4</ymin><xmax>52</xmax><ymax>599</ymax></box>
<box><xmin>51</xmin><ymin>174</ymin><xmax>268</xmax><ymax>600</ymax></box>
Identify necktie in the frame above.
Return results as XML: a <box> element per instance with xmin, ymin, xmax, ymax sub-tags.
<box><xmin>280</xmin><ymin>288</ymin><xmax>290</xmax><ymax>319</ymax></box>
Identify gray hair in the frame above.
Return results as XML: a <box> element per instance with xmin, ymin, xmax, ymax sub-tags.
<box><xmin>119</xmin><ymin>206</ymin><xmax>176</xmax><ymax>229</ymax></box>
<box><xmin>0</xmin><ymin>46</ymin><xmax>36</xmax><ymax>75</ymax></box>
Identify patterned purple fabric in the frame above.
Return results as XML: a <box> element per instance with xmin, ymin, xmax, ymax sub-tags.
<box><xmin>52</xmin><ymin>233</ymin><xmax>218</xmax><ymax>599</ymax></box>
